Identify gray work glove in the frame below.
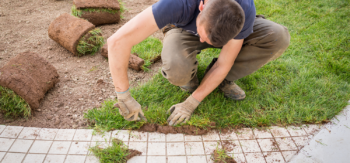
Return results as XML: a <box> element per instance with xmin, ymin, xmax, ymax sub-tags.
<box><xmin>115</xmin><ymin>90</ymin><xmax>147</xmax><ymax>121</ymax></box>
<box><xmin>167</xmin><ymin>95</ymin><xmax>200</xmax><ymax>126</ymax></box>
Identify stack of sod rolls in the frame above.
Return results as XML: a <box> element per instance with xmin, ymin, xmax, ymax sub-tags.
<box><xmin>48</xmin><ymin>13</ymin><xmax>105</xmax><ymax>56</ymax></box>
<box><xmin>72</xmin><ymin>0</ymin><xmax>122</xmax><ymax>26</ymax></box>
<box><xmin>0</xmin><ymin>52</ymin><xmax>59</xmax><ymax>118</ymax></box>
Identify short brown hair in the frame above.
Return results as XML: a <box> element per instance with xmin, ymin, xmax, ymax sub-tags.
<box><xmin>200</xmin><ymin>0</ymin><xmax>245</xmax><ymax>47</ymax></box>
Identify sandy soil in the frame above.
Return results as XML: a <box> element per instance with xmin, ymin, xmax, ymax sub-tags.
<box><xmin>0</xmin><ymin>0</ymin><xmax>163</xmax><ymax>128</ymax></box>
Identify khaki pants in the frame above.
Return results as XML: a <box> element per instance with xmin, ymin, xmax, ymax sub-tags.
<box><xmin>161</xmin><ymin>16</ymin><xmax>291</xmax><ymax>86</ymax></box>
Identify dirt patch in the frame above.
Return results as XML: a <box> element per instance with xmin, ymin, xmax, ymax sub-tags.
<box><xmin>0</xmin><ymin>52</ymin><xmax>59</xmax><ymax>110</ymax></box>
<box><xmin>221</xmin><ymin>140</ymin><xmax>235</xmax><ymax>153</ymax></box>
<box><xmin>126</xmin><ymin>149</ymin><xmax>142</xmax><ymax>160</ymax></box>
<box><xmin>0</xmin><ymin>0</ymin><xmax>163</xmax><ymax>128</ymax></box>
<box><xmin>138</xmin><ymin>122</ymin><xmax>216</xmax><ymax>135</ymax></box>
<box><xmin>48</xmin><ymin>13</ymin><xmax>95</xmax><ymax>55</ymax></box>
<box><xmin>212</xmin><ymin>149</ymin><xmax>237</xmax><ymax>163</ymax></box>
<box><xmin>79</xmin><ymin>11</ymin><xmax>120</xmax><ymax>26</ymax></box>
<box><xmin>74</xmin><ymin>0</ymin><xmax>120</xmax><ymax>10</ymax></box>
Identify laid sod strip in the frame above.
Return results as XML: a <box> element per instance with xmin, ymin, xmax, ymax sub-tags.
<box><xmin>77</xmin><ymin>28</ymin><xmax>105</xmax><ymax>56</ymax></box>
<box><xmin>85</xmin><ymin>0</ymin><xmax>350</xmax><ymax>130</ymax></box>
<box><xmin>89</xmin><ymin>139</ymin><xmax>141</xmax><ymax>163</ymax></box>
<box><xmin>131</xmin><ymin>37</ymin><xmax>162</xmax><ymax>71</ymax></box>
<box><xmin>0</xmin><ymin>86</ymin><xmax>31</xmax><ymax>118</ymax></box>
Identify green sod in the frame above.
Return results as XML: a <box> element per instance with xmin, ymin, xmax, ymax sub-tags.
<box><xmin>89</xmin><ymin>138</ymin><xmax>131</xmax><ymax>163</ymax></box>
<box><xmin>84</xmin><ymin>0</ymin><xmax>350</xmax><ymax>131</ymax></box>
<box><xmin>71</xmin><ymin>0</ymin><xmax>126</xmax><ymax>19</ymax></box>
<box><xmin>0</xmin><ymin>86</ymin><xmax>31</xmax><ymax>118</ymax></box>
<box><xmin>77</xmin><ymin>28</ymin><xmax>105</xmax><ymax>56</ymax></box>
<box><xmin>131</xmin><ymin>37</ymin><xmax>163</xmax><ymax>71</ymax></box>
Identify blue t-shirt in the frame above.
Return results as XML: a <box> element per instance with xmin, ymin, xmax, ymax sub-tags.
<box><xmin>152</xmin><ymin>0</ymin><xmax>256</xmax><ymax>40</ymax></box>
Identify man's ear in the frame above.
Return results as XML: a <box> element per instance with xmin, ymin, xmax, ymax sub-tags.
<box><xmin>199</xmin><ymin>0</ymin><xmax>204</xmax><ymax>11</ymax></box>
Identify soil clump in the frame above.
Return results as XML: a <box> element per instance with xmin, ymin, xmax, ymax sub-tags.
<box><xmin>212</xmin><ymin>149</ymin><xmax>237</xmax><ymax>163</ymax></box>
<box><xmin>0</xmin><ymin>51</ymin><xmax>59</xmax><ymax>110</ymax></box>
<box><xmin>138</xmin><ymin>122</ymin><xmax>216</xmax><ymax>135</ymax></box>
<box><xmin>126</xmin><ymin>149</ymin><xmax>142</xmax><ymax>160</ymax></box>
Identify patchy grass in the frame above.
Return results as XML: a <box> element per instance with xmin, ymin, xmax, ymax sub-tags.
<box><xmin>131</xmin><ymin>37</ymin><xmax>162</xmax><ymax>71</ymax></box>
<box><xmin>0</xmin><ymin>86</ymin><xmax>31</xmax><ymax>118</ymax></box>
<box><xmin>85</xmin><ymin>0</ymin><xmax>350</xmax><ymax>131</ymax></box>
<box><xmin>77</xmin><ymin>28</ymin><xmax>105</xmax><ymax>56</ymax></box>
<box><xmin>89</xmin><ymin>139</ymin><xmax>131</xmax><ymax>163</ymax></box>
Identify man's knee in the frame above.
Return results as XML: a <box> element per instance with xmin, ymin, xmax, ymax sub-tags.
<box><xmin>161</xmin><ymin>60</ymin><xmax>198</xmax><ymax>86</ymax></box>
<box><xmin>262</xmin><ymin>22</ymin><xmax>291</xmax><ymax>60</ymax></box>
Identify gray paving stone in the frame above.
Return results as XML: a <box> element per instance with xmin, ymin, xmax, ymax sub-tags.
<box><xmin>44</xmin><ymin>155</ymin><xmax>66</xmax><ymax>163</ymax></box>
<box><xmin>22</xmin><ymin>154</ymin><xmax>46</xmax><ymax>163</ymax></box>
<box><xmin>18</xmin><ymin>127</ymin><xmax>41</xmax><ymax>139</ymax></box>
<box><xmin>2</xmin><ymin>153</ymin><xmax>26</xmax><ymax>163</ymax></box>
<box><xmin>0</xmin><ymin>126</ymin><xmax>23</xmax><ymax>138</ymax></box>
<box><xmin>0</xmin><ymin>138</ymin><xmax>15</xmax><ymax>151</ymax></box>
<box><xmin>29</xmin><ymin>140</ymin><xmax>53</xmax><ymax>153</ymax></box>
<box><xmin>9</xmin><ymin>139</ymin><xmax>34</xmax><ymax>153</ymax></box>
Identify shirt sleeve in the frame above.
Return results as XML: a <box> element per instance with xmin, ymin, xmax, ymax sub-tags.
<box><xmin>234</xmin><ymin>1</ymin><xmax>256</xmax><ymax>40</ymax></box>
<box><xmin>152</xmin><ymin>0</ymin><xmax>184</xmax><ymax>29</ymax></box>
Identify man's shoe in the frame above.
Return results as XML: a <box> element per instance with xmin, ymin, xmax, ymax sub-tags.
<box><xmin>180</xmin><ymin>74</ymin><xmax>199</xmax><ymax>93</ymax></box>
<box><xmin>219</xmin><ymin>79</ymin><xmax>246</xmax><ymax>100</ymax></box>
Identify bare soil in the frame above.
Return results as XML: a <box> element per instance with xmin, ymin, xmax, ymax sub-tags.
<box><xmin>138</xmin><ymin>122</ymin><xmax>216</xmax><ymax>135</ymax></box>
<box><xmin>0</xmin><ymin>0</ymin><xmax>163</xmax><ymax>128</ymax></box>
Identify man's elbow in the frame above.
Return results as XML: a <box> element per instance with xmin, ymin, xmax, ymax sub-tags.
<box><xmin>107</xmin><ymin>35</ymin><xmax>121</xmax><ymax>50</ymax></box>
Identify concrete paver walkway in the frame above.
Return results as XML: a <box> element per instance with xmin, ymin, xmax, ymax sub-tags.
<box><xmin>0</xmin><ymin>124</ymin><xmax>320</xmax><ymax>163</ymax></box>
<box><xmin>290</xmin><ymin>104</ymin><xmax>350</xmax><ymax>163</ymax></box>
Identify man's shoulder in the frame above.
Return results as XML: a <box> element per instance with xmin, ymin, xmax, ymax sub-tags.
<box><xmin>152</xmin><ymin>0</ymin><xmax>200</xmax><ymax>29</ymax></box>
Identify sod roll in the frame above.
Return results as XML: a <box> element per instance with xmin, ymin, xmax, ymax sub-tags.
<box><xmin>72</xmin><ymin>0</ymin><xmax>121</xmax><ymax>26</ymax></box>
<box><xmin>0</xmin><ymin>52</ymin><xmax>59</xmax><ymax>110</ymax></box>
<box><xmin>48</xmin><ymin>13</ymin><xmax>95</xmax><ymax>55</ymax></box>
<box><xmin>74</xmin><ymin>0</ymin><xmax>120</xmax><ymax>10</ymax></box>
<box><xmin>101</xmin><ymin>43</ymin><xmax>145</xmax><ymax>71</ymax></box>
<box><xmin>76</xmin><ymin>9</ymin><xmax>121</xmax><ymax>26</ymax></box>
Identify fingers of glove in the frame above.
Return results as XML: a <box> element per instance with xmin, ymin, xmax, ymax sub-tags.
<box><xmin>167</xmin><ymin>110</ymin><xmax>177</xmax><ymax>124</ymax></box>
<box><xmin>118</xmin><ymin>102</ymin><xmax>130</xmax><ymax>116</ymax></box>
<box><xmin>166</xmin><ymin>106</ymin><xmax>176</xmax><ymax>114</ymax></box>
<box><xmin>139</xmin><ymin>112</ymin><xmax>147</xmax><ymax>122</ymax></box>
<box><xmin>125</xmin><ymin>113</ymin><xmax>141</xmax><ymax>121</ymax></box>
<box><xmin>168</xmin><ymin>113</ymin><xmax>182</xmax><ymax>126</ymax></box>
<box><xmin>181</xmin><ymin>117</ymin><xmax>190</xmax><ymax>125</ymax></box>
<box><xmin>173</xmin><ymin>115</ymin><xmax>188</xmax><ymax>126</ymax></box>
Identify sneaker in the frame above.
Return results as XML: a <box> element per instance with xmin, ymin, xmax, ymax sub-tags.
<box><xmin>180</xmin><ymin>74</ymin><xmax>199</xmax><ymax>93</ymax></box>
<box><xmin>219</xmin><ymin>79</ymin><xmax>246</xmax><ymax>100</ymax></box>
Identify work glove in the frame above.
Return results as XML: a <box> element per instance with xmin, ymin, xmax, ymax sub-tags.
<box><xmin>167</xmin><ymin>95</ymin><xmax>200</xmax><ymax>126</ymax></box>
<box><xmin>115</xmin><ymin>89</ymin><xmax>147</xmax><ymax>121</ymax></box>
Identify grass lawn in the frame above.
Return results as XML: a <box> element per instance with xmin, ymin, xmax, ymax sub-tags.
<box><xmin>85</xmin><ymin>0</ymin><xmax>350</xmax><ymax>131</ymax></box>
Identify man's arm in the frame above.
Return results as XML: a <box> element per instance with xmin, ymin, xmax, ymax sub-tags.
<box><xmin>167</xmin><ymin>39</ymin><xmax>243</xmax><ymax>125</ymax></box>
<box><xmin>107</xmin><ymin>7</ymin><xmax>159</xmax><ymax>121</ymax></box>
<box><xmin>192</xmin><ymin>39</ymin><xmax>243</xmax><ymax>102</ymax></box>
<box><xmin>107</xmin><ymin>7</ymin><xmax>159</xmax><ymax>92</ymax></box>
